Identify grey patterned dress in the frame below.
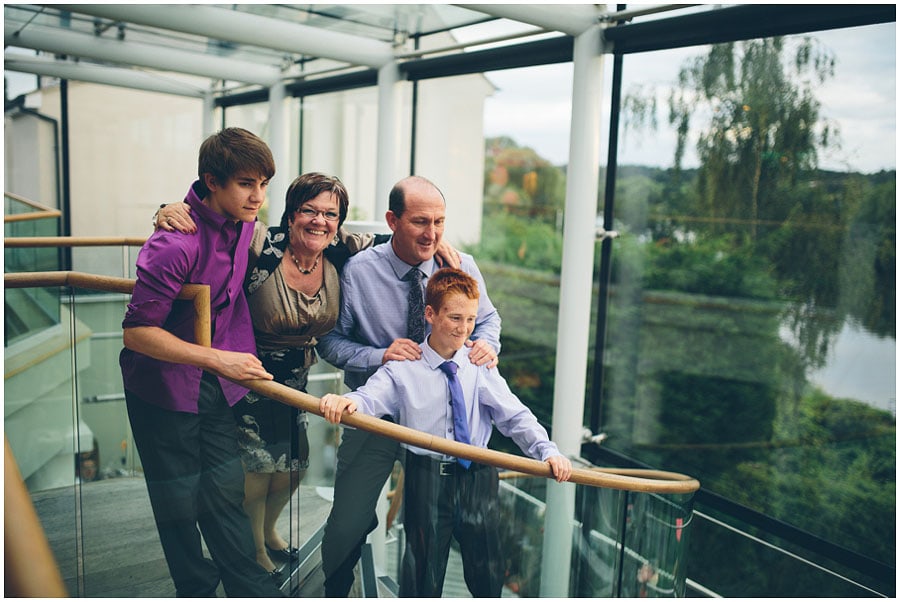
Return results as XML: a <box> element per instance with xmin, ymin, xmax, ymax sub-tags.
<box><xmin>234</xmin><ymin>222</ymin><xmax>374</xmax><ymax>473</ymax></box>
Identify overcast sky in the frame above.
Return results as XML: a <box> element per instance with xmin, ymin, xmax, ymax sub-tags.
<box><xmin>479</xmin><ymin>21</ymin><xmax>896</xmax><ymax>174</ymax></box>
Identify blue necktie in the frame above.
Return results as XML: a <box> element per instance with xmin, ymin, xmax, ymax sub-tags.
<box><xmin>403</xmin><ymin>268</ymin><xmax>425</xmax><ymax>343</ymax></box>
<box><xmin>439</xmin><ymin>360</ymin><xmax>472</xmax><ymax>469</ymax></box>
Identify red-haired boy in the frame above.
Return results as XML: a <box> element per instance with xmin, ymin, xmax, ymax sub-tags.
<box><xmin>320</xmin><ymin>267</ymin><xmax>571</xmax><ymax>597</ymax></box>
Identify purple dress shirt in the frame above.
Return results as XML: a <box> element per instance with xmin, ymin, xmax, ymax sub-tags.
<box><xmin>120</xmin><ymin>180</ymin><xmax>256</xmax><ymax>412</ymax></box>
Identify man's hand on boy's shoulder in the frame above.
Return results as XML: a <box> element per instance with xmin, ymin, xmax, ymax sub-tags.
<box><xmin>380</xmin><ymin>338</ymin><xmax>497</xmax><ymax>367</ymax></box>
<box><xmin>466</xmin><ymin>339</ymin><xmax>498</xmax><ymax>368</ymax></box>
<box><xmin>320</xmin><ymin>393</ymin><xmax>357</xmax><ymax>424</ymax></box>
<box><xmin>547</xmin><ymin>455</ymin><xmax>573</xmax><ymax>483</ymax></box>
<box><xmin>382</xmin><ymin>338</ymin><xmax>423</xmax><ymax>364</ymax></box>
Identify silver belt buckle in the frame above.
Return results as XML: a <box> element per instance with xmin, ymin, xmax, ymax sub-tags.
<box><xmin>439</xmin><ymin>461</ymin><xmax>454</xmax><ymax>476</ymax></box>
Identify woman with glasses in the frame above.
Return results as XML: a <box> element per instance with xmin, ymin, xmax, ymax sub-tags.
<box><xmin>155</xmin><ymin>172</ymin><xmax>459</xmax><ymax>581</ymax></box>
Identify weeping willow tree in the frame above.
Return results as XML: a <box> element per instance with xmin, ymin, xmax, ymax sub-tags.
<box><xmin>622</xmin><ymin>37</ymin><xmax>895</xmax><ymax>369</ymax></box>
<box><xmin>666</xmin><ymin>37</ymin><xmax>838</xmax><ymax>242</ymax></box>
<box><xmin>615</xmin><ymin>39</ymin><xmax>895</xmax><ymax>591</ymax></box>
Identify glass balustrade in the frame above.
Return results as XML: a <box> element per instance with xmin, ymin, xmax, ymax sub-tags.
<box><xmin>9</xmin><ymin>238</ymin><xmax>891</xmax><ymax>597</ymax></box>
<box><xmin>4</xmin><ymin>194</ymin><xmax>62</xmax><ymax>346</ymax></box>
<box><xmin>373</xmin><ymin>470</ymin><xmax>694</xmax><ymax>597</ymax></box>
<box><xmin>6</xmin><ymin>273</ymin><xmax>699</xmax><ymax>598</ymax></box>
<box><xmin>5</xmin><ymin>283</ymin><xmax>83</xmax><ymax>594</ymax></box>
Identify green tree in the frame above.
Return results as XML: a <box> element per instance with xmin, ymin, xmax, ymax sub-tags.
<box><xmin>484</xmin><ymin>136</ymin><xmax>567</xmax><ymax>224</ymax></box>
<box><xmin>667</xmin><ymin>38</ymin><xmax>837</xmax><ymax>241</ymax></box>
<box><xmin>841</xmin><ymin>177</ymin><xmax>896</xmax><ymax>336</ymax></box>
<box><xmin>622</xmin><ymin>37</ymin><xmax>896</xmax><ymax>370</ymax></box>
<box><xmin>616</xmin><ymin>37</ymin><xmax>895</xmax><ymax>593</ymax></box>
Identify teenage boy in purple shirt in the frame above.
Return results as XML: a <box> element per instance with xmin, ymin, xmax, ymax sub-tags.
<box><xmin>120</xmin><ymin>127</ymin><xmax>283</xmax><ymax>597</ymax></box>
<box><xmin>320</xmin><ymin>268</ymin><xmax>572</xmax><ymax>597</ymax></box>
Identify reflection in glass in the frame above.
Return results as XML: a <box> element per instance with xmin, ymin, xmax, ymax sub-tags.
<box><xmin>608</xmin><ymin>26</ymin><xmax>895</xmax><ymax>595</ymax></box>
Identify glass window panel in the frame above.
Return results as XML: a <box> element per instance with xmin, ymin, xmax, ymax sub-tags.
<box><xmin>606</xmin><ymin>23</ymin><xmax>895</xmax><ymax>595</ymax></box>
<box><xmin>297</xmin><ymin>89</ymin><xmax>383</xmax><ymax>223</ymax></box>
<box><xmin>448</xmin><ymin>64</ymin><xmax>575</xmax><ymax>440</ymax></box>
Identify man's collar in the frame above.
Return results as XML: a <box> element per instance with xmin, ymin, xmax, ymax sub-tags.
<box><xmin>386</xmin><ymin>243</ymin><xmax>436</xmax><ymax>280</ymax></box>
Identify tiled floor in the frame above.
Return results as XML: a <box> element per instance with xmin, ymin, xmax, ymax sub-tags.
<box><xmin>30</xmin><ymin>477</ymin><xmax>330</xmax><ymax>597</ymax></box>
<box><xmin>30</xmin><ymin>476</ymin><xmax>518</xmax><ymax>598</ymax></box>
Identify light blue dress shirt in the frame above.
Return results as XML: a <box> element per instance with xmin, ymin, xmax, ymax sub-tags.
<box><xmin>345</xmin><ymin>340</ymin><xmax>560</xmax><ymax>463</ymax></box>
<box><xmin>317</xmin><ymin>241</ymin><xmax>501</xmax><ymax>390</ymax></box>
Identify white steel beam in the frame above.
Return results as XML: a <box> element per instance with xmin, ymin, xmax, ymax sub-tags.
<box><xmin>454</xmin><ymin>4</ymin><xmax>600</xmax><ymax>36</ymax></box>
<box><xmin>202</xmin><ymin>92</ymin><xmax>216</xmax><ymax>138</ymax></box>
<box><xmin>61</xmin><ymin>4</ymin><xmax>395</xmax><ymax>69</ymax></box>
<box><xmin>5</xmin><ymin>23</ymin><xmax>282</xmax><ymax>86</ymax></box>
<box><xmin>268</xmin><ymin>81</ymin><xmax>288</xmax><ymax>228</ymax></box>
<box><xmin>374</xmin><ymin>61</ymin><xmax>401</xmax><ymax>219</ymax></box>
<box><xmin>4</xmin><ymin>54</ymin><xmax>207</xmax><ymax>98</ymax></box>
<box><xmin>541</xmin><ymin>23</ymin><xmax>607</xmax><ymax>597</ymax></box>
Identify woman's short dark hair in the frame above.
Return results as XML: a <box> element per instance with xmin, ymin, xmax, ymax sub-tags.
<box><xmin>280</xmin><ymin>172</ymin><xmax>350</xmax><ymax>230</ymax></box>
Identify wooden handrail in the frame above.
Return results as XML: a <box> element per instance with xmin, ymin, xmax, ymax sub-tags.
<box><xmin>4</xmin><ymin>239</ymin><xmax>699</xmax><ymax>601</ymax></box>
<box><xmin>4</xmin><ymin>437</ymin><xmax>68</xmax><ymax>597</ymax></box>
<box><xmin>4</xmin><ymin>236</ymin><xmax>147</xmax><ymax>247</ymax></box>
<box><xmin>245</xmin><ymin>379</ymin><xmax>700</xmax><ymax>494</ymax></box>
<box><xmin>4</xmin><ymin>271</ymin><xmax>210</xmax><ymax>347</ymax></box>
<box><xmin>4</xmin><ymin>211</ymin><xmax>63</xmax><ymax>224</ymax></box>
<box><xmin>4</xmin><ymin>191</ymin><xmax>59</xmax><ymax>212</ymax></box>
<box><xmin>5</xmin><ymin>269</ymin><xmax>699</xmax><ymax>494</ymax></box>
<box><xmin>499</xmin><ymin>467</ymin><xmax>697</xmax><ymax>487</ymax></box>
<box><xmin>4</xmin><ymin>193</ymin><xmax>62</xmax><ymax>224</ymax></box>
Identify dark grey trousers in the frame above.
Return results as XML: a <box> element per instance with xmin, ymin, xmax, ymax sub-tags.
<box><xmin>321</xmin><ymin>425</ymin><xmax>402</xmax><ymax>597</ymax></box>
<box><xmin>126</xmin><ymin>372</ymin><xmax>283</xmax><ymax>598</ymax></box>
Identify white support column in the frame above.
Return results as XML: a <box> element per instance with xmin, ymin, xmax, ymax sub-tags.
<box><xmin>374</xmin><ymin>61</ymin><xmax>400</xmax><ymax>219</ymax></box>
<box><xmin>369</xmin><ymin>65</ymin><xmax>401</xmax><ymax>572</ymax></box>
<box><xmin>540</xmin><ymin>24</ymin><xmax>606</xmax><ymax>598</ymax></box>
<box><xmin>268</xmin><ymin>80</ymin><xmax>287</xmax><ymax>227</ymax></box>
<box><xmin>202</xmin><ymin>91</ymin><xmax>215</xmax><ymax>138</ymax></box>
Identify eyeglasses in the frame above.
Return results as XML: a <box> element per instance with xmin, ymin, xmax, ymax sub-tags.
<box><xmin>297</xmin><ymin>207</ymin><xmax>340</xmax><ymax>221</ymax></box>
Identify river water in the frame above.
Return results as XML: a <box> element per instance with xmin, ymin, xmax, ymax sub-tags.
<box><xmin>805</xmin><ymin>321</ymin><xmax>896</xmax><ymax>416</ymax></box>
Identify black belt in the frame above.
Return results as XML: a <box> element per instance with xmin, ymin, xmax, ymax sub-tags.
<box><xmin>406</xmin><ymin>451</ymin><xmax>488</xmax><ymax>476</ymax></box>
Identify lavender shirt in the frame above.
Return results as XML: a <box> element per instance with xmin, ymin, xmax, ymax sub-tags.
<box><xmin>120</xmin><ymin>180</ymin><xmax>256</xmax><ymax>412</ymax></box>
<box><xmin>317</xmin><ymin>242</ymin><xmax>501</xmax><ymax>391</ymax></box>
<box><xmin>346</xmin><ymin>340</ymin><xmax>560</xmax><ymax>462</ymax></box>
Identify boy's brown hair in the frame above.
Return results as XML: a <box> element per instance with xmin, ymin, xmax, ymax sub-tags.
<box><xmin>425</xmin><ymin>268</ymin><xmax>480</xmax><ymax>310</ymax></box>
<box><xmin>198</xmin><ymin>127</ymin><xmax>276</xmax><ymax>190</ymax></box>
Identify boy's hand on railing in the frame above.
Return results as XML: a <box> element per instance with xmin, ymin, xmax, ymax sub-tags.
<box><xmin>547</xmin><ymin>455</ymin><xmax>573</xmax><ymax>483</ymax></box>
<box><xmin>212</xmin><ymin>349</ymin><xmax>273</xmax><ymax>381</ymax></box>
<box><xmin>320</xmin><ymin>393</ymin><xmax>357</xmax><ymax>424</ymax></box>
<box><xmin>155</xmin><ymin>202</ymin><xmax>196</xmax><ymax>233</ymax></box>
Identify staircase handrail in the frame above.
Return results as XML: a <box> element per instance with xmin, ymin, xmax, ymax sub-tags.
<box><xmin>4</xmin><ymin>236</ymin><xmax>147</xmax><ymax>247</ymax></box>
<box><xmin>4</xmin><ymin>437</ymin><xmax>68</xmax><ymax>597</ymax></box>
<box><xmin>5</xmin><ymin>271</ymin><xmax>211</xmax><ymax>347</ymax></box>
<box><xmin>248</xmin><ymin>378</ymin><xmax>699</xmax><ymax>493</ymax></box>
<box><xmin>4</xmin><ymin>269</ymin><xmax>699</xmax><ymax>494</ymax></box>
<box><xmin>4</xmin><ymin>192</ymin><xmax>62</xmax><ymax>224</ymax></box>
